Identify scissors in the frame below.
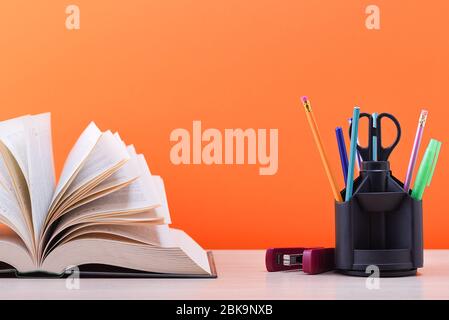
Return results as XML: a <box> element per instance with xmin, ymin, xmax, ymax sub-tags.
<box><xmin>349</xmin><ymin>112</ymin><xmax>401</xmax><ymax>161</ymax></box>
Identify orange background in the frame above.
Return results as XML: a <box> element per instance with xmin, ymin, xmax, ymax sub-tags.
<box><xmin>0</xmin><ymin>1</ymin><xmax>448</xmax><ymax>249</ymax></box>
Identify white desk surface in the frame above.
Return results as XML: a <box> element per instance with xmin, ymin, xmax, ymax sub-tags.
<box><xmin>1</xmin><ymin>250</ymin><xmax>449</xmax><ymax>300</ymax></box>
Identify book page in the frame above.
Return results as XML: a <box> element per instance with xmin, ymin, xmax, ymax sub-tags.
<box><xmin>0</xmin><ymin>150</ymin><xmax>14</xmax><ymax>197</ymax></box>
<box><xmin>0</xmin><ymin>224</ymin><xmax>35</xmax><ymax>272</ymax></box>
<box><xmin>0</xmin><ymin>141</ymin><xmax>33</xmax><ymax>243</ymax></box>
<box><xmin>45</xmin><ymin>196</ymin><xmax>164</xmax><ymax>253</ymax></box>
<box><xmin>58</xmin><ymin>180</ymin><xmax>135</xmax><ymax>218</ymax></box>
<box><xmin>43</xmin><ymin>210</ymin><xmax>164</xmax><ymax>257</ymax></box>
<box><xmin>61</xmin><ymin>131</ymin><xmax>130</xmax><ymax>200</ymax></box>
<box><xmin>42</xmin><ymin>236</ymin><xmax>211</xmax><ymax>275</ymax></box>
<box><xmin>0</xmin><ymin>181</ymin><xmax>33</xmax><ymax>253</ymax></box>
<box><xmin>43</xmin><ymin>151</ymin><xmax>166</xmax><ymax>251</ymax></box>
<box><xmin>48</xmin><ymin>153</ymin><xmax>164</xmax><ymax>233</ymax></box>
<box><xmin>0</xmin><ymin>116</ymin><xmax>29</xmax><ymax>183</ymax></box>
<box><xmin>171</xmin><ymin>228</ymin><xmax>212</xmax><ymax>275</ymax></box>
<box><xmin>48</xmin><ymin>122</ymin><xmax>102</xmax><ymax>215</ymax></box>
<box><xmin>65</xmin><ymin>166</ymin><xmax>161</xmax><ymax>214</ymax></box>
<box><xmin>64</xmin><ymin>224</ymin><xmax>175</xmax><ymax>247</ymax></box>
<box><xmin>152</xmin><ymin>176</ymin><xmax>172</xmax><ymax>224</ymax></box>
<box><xmin>43</xmin><ymin>223</ymin><xmax>175</xmax><ymax>257</ymax></box>
<box><xmin>58</xmin><ymin>146</ymin><xmax>140</xmax><ymax>215</ymax></box>
<box><xmin>50</xmin><ymin>131</ymin><xmax>130</xmax><ymax>218</ymax></box>
<box><xmin>135</xmin><ymin>155</ymin><xmax>168</xmax><ymax>222</ymax></box>
<box><xmin>80</xmin><ymin>210</ymin><xmax>164</xmax><ymax>224</ymax></box>
<box><xmin>23</xmin><ymin>113</ymin><xmax>56</xmax><ymax>242</ymax></box>
<box><xmin>0</xmin><ymin>117</ymin><xmax>34</xmax><ymax>243</ymax></box>
<box><xmin>86</xmin><ymin>145</ymin><xmax>139</xmax><ymax>196</ymax></box>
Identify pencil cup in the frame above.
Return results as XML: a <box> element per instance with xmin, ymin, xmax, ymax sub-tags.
<box><xmin>335</xmin><ymin>161</ymin><xmax>423</xmax><ymax>277</ymax></box>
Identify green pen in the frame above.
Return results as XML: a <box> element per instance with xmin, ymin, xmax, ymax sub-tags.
<box><xmin>411</xmin><ymin>139</ymin><xmax>442</xmax><ymax>200</ymax></box>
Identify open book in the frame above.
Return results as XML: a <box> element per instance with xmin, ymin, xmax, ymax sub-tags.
<box><xmin>0</xmin><ymin>113</ymin><xmax>215</xmax><ymax>277</ymax></box>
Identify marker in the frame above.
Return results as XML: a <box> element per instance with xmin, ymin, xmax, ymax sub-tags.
<box><xmin>302</xmin><ymin>97</ymin><xmax>342</xmax><ymax>202</ymax></box>
<box><xmin>404</xmin><ymin>110</ymin><xmax>428</xmax><ymax>192</ymax></box>
<box><xmin>411</xmin><ymin>139</ymin><xmax>441</xmax><ymax>200</ymax></box>
<box><xmin>335</xmin><ymin>127</ymin><xmax>349</xmax><ymax>185</ymax></box>
<box><xmin>345</xmin><ymin>107</ymin><xmax>361</xmax><ymax>201</ymax></box>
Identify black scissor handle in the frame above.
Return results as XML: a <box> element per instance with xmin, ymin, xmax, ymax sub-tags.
<box><xmin>376</xmin><ymin>113</ymin><xmax>401</xmax><ymax>161</ymax></box>
<box><xmin>348</xmin><ymin>112</ymin><xmax>373</xmax><ymax>161</ymax></box>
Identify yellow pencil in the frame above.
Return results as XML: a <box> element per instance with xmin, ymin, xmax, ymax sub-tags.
<box><xmin>301</xmin><ymin>96</ymin><xmax>343</xmax><ymax>202</ymax></box>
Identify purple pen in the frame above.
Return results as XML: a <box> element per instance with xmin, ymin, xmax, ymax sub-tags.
<box><xmin>404</xmin><ymin>110</ymin><xmax>428</xmax><ymax>192</ymax></box>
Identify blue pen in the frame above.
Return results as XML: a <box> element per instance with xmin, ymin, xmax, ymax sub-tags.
<box><xmin>346</xmin><ymin>107</ymin><xmax>360</xmax><ymax>201</ymax></box>
<box><xmin>335</xmin><ymin>127</ymin><xmax>349</xmax><ymax>185</ymax></box>
<box><xmin>372</xmin><ymin>113</ymin><xmax>378</xmax><ymax>161</ymax></box>
<box><xmin>348</xmin><ymin>118</ymin><xmax>363</xmax><ymax>169</ymax></box>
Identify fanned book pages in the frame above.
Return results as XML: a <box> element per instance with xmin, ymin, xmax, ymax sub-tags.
<box><xmin>0</xmin><ymin>113</ymin><xmax>216</xmax><ymax>278</ymax></box>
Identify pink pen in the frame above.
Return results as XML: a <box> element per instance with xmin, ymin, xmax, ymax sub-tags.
<box><xmin>404</xmin><ymin>109</ymin><xmax>428</xmax><ymax>192</ymax></box>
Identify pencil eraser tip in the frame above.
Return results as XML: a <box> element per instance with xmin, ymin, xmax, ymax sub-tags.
<box><xmin>301</xmin><ymin>96</ymin><xmax>308</xmax><ymax>102</ymax></box>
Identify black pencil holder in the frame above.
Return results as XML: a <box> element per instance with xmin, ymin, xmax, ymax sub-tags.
<box><xmin>335</xmin><ymin>161</ymin><xmax>423</xmax><ymax>277</ymax></box>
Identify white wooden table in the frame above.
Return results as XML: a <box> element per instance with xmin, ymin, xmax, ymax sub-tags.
<box><xmin>1</xmin><ymin>250</ymin><xmax>448</xmax><ymax>299</ymax></box>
